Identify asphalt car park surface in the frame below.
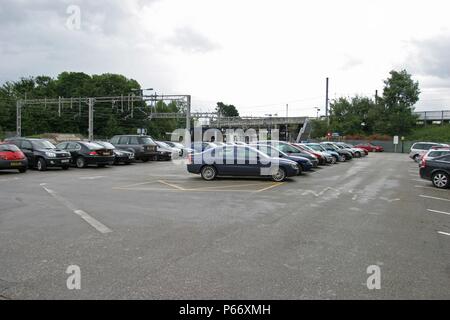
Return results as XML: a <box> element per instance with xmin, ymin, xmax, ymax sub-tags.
<box><xmin>0</xmin><ymin>153</ymin><xmax>449</xmax><ymax>299</ymax></box>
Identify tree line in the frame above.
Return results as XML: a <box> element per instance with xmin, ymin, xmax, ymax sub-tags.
<box><xmin>311</xmin><ymin>70</ymin><xmax>421</xmax><ymax>139</ymax></box>
<box><xmin>0</xmin><ymin>72</ymin><xmax>185</xmax><ymax>139</ymax></box>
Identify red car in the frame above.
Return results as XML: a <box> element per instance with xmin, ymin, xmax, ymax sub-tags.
<box><xmin>0</xmin><ymin>143</ymin><xmax>28</xmax><ymax>173</ymax></box>
<box><xmin>354</xmin><ymin>143</ymin><xmax>384</xmax><ymax>153</ymax></box>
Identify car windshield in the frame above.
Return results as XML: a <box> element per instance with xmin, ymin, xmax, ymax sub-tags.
<box><xmin>32</xmin><ymin>140</ymin><xmax>56</xmax><ymax>149</ymax></box>
<box><xmin>97</xmin><ymin>141</ymin><xmax>115</xmax><ymax>149</ymax></box>
<box><xmin>0</xmin><ymin>144</ymin><xmax>20</xmax><ymax>152</ymax></box>
<box><xmin>140</xmin><ymin>137</ymin><xmax>155</xmax><ymax>145</ymax></box>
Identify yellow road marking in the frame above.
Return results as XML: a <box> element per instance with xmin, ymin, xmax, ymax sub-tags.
<box><xmin>253</xmin><ymin>182</ymin><xmax>285</xmax><ymax>193</ymax></box>
<box><xmin>157</xmin><ymin>180</ymin><xmax>187</xmax><ymax>190</ymax></box>
<box><xmin>187</xmin><ymin>182</ymin><xmax>271</xmax><ymax>191</ymax></box>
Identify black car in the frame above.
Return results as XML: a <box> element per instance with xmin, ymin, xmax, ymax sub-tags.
<box><xmin>5</xmin><ymin>138</ymin><xmax>72</xmax><ymax>171</ymax></box>
<box><xmin>249</xmin><ymin>144</ymin><xmax>313</xmax><ymax>173</ymax></box>
<box><xmin>320</xmin><ymin>142</ymin><xmax>353</xmax><ymax>161</ymax></box>
<box><xmin>0</xmin><ymin>143</ymin><xmax>28</xmax><ymax>173</ymax></box>
<box><xmin>187</xmin><ymin>145</ymin><xmax>300</xmax><ymax>182</ymax></box>
<box><xmin>420</xmin><ymin>154</ymin><xmax>450</xmax><ymax>189</ymax></box>
<box><xmin>56</xmin><ymin>141</ymin><xmax>115</xmax><ymax>168</ymax></box>
<box><xmin>257</xmin><ymin>141</ymin><xmax>320</xmax><ymax>168</ymax></box>
<box><xmin>95</xmin><ymin>141</ymin><xmax>134</xmax><ymax>165</ymax></box>
<box><xmin>110</xmin><ymin>135</ymin><xmax>158</xmax><ymax>162</ymax></box>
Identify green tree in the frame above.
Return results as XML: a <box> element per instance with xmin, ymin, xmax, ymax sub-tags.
<box><xmin>216</xmin><ymin>102</ymin><xmax>239</xmax><ymax>117</ymax></box>
<box><xmin>379</xmin><ymin>70</ymin><xmax>420</xmax><ymax>135</ymax></box>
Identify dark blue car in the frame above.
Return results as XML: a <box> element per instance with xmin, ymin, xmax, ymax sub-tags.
<box><xmin>249</xmin><ymin>144</ymin><xmax>313</xmax><ymax>174</ymax></box>
<box><xmin>187</xmin><ymin>145</ymin><xmax>299</xmax><ymax>182</ymax></box>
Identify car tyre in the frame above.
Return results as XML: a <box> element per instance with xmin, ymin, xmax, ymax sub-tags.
<box><xmin>76</xmin><ymin>156</ymin><xmax>86</xmax><ymax>168</ymax></box>
<box><xmin>331</xmin><ymin>156</ymin><xmax>337</xmax><ymax>164</ymax></box>
<box><xmin>36</xmin><ymin>158</ymin><xmax>47</xmax><ymax>171</ymax></box>
<box><xmin>432</xmin><ymin>172</ymin><xmax>450</xmax><ymax>189</ymax></box>
<box><xmin>201</xmin><ymin>165</ymin><xmax>217</xmax><ymax>181</ymax></box>
<box><xmin>272</xmin><ymin>167</ymin><xmax>287</xmax><ymax>182</ymax></box>
<box><xmin>339</xmin><ymin>155</ymin><xmax>346</xmax><ymax>162</ymax></box>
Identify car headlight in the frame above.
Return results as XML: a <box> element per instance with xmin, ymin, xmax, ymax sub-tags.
<box><xmin>45</xmin><ymin>152</ymin><xmax>56</xmax><ymax>158</ymax></box>
<box><xmin>291</xmin><ymin>163</ymin><xmax>298</xmax><ymax>169</ymax></box>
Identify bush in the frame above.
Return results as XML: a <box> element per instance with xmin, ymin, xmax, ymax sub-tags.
<box><xmin>406</xmin><ymin>125</ymin><xmax>450</xmax><ymax>143</ymax></box>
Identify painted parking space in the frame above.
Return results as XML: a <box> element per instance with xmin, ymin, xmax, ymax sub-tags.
<box><xmin>113</xmin><ymin>178</ymin><xmax>285</xmax><ymax>193</ymax></box>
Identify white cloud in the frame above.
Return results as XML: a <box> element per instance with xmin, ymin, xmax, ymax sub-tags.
<box><xmin>2</xmin><ymin>0</ymin><xmax>450</xmax><ymax>115</ymax></box>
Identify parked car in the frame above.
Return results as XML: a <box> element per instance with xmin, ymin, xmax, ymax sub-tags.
<box><xmin>320</xmin><ymin>142</ymin><xmax>353</xmax><ymax>161</ymax></box>
<box><xmin>420</xmin><ymin>148</ymin><xmax>450</xmax><ymax>163</ymax></box>
<box><xmin>354</xmin><ymin>143</ymin><xmax>384</xmax><ymax>153</ymax></box>
<box><xmin>155</xmin><ymin>141</ymin><xmax>181</xmax><ymax>161</ymax></box>
<box><xmin>95</xmin><ymin>141</ymin><xmax>134</xmax><ymax>165</ymax></box>
<box><xmin>420</xmin><ymin>154</ymin><xmax>450</xmax><ymax>189</ymax></box>
<box><xmin>110</xmin><ymin>135</ymin><xmax>158</xmax><ymax>162</ymax></box>
<box><xmin>164</xmin><ymin>141</ymin><xmax>194</xmax><ymax>157</ymax></box>
<box><xmin>336</xmin><ymin>142</ymin><xmax>368</xmax><ymax>157</ymax></box>
<box><xmin>409</xmin><ymin>142</ymin><xmax>444</xmax><ymax>162</ymax></box>
<box><xmin>257</xmin><ymin>141</ymin><xmax>319</xmax><ymax>167</ymax></box>
<box><xmin>187</xmin><ymin>145</ymin><xmax>299</xmax><ymax>182</ymax></box>
<box><xmin>249</xmin><ymin>144</ymin><xmax>313</xmax><ymax>173</ymax></box>
<box><xmin>294</xmin><ymin>143</ymin><xmax>333</xmax><ymax>165</ymax></box>
<box><xmin>56</xmin><ymin>141</ymin><xmax>115</xmax><ymax>168</ymax></box>
<box><xmin>0</xmin><ymin>143</ymin><xmax>28</xmax><ymax>173</ymax></box>
<box><xmin>304</xmin><ymin>143</ymin><xmax>339</xmax><ymax>164</ymax></box>
<box><xmin>5</xmin><ymin>138</ymin><xmax>71</xmax><ymax>171</ymax></box>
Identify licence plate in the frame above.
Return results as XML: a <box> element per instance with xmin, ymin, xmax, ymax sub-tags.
<box><xmin>61</xmin><ymin>159</ymin><xmax>70</xmax><ymax>163</ymax></box>
<box><xmin>10</xmin><ymin>161</ymin><xmax>21</xmax><ymax>166</ymax></box>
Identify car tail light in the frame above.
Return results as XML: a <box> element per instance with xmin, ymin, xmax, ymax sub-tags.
<box><xmin>187</xmin><ymin>154</ymin><xmax>193</xmax><ymax>165</ymax></box>
<box><xmin>89</xmin><ymin>151</ymin><xmax>98</xmax><ymax>156</ymax></box>
<box><xmin>420</xmin><ymin>158</ymin><xmax>426</xmax><ymax>168</ymax></box>
<box><xmin>0</xmin><ymin>153</ymin><xmax>6</xmax><ymax>160</ymax></box>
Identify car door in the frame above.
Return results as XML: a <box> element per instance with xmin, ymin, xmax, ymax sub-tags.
<box><xmin>213</xmin><ymin>146</ymin><xmax>234</xmax><ymax>175</ymax></box>
<box><xmin>233</xmin><ymin>147</ymin><xmax>261</xmax><ymax>176</ymax></box>
<box><xmin>20</xmin><ymin>140</ymin><xmax>35</xmax><ymax>166</ymax></box>
<box><xmin>66</xmin><ymin>142</ymin><xmax>82</xmax><ymax>163</ymax></box>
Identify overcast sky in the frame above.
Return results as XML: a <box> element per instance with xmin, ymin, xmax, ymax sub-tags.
<box><xmin>1</xmin><ymin>0</ymin><xmax>450</xmax><ymax>116</ymax></box>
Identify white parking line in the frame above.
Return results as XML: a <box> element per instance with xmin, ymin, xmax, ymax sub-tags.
<box><xmin>79</xmin><ymin>176</ymin><xmax>105</xmax><ymax>180</ymax></box>
<box><xmin>427</xmin><ymin>209</ymin><xmax>450</xmax><ymax>216</ymax></box>
<box><xmin>40</xmin><ymin>184</ymin><xmax>112</xmax><ymax>234</ymax></box>
<box><xmin>0</xmin><ymin>177</ymin><xmax>20</xmax><ymax>182</ymax></box>
<box><xmin>438</xmin><ymin>231</ymin><xmax>450</xmax><ymax>237</ymax></box>
<box><xmin>419</xmin><ymin>195</ymin><xmax>450</xmax><ymax>202</ymax></box>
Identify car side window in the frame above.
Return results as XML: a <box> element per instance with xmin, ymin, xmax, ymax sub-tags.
<box><xmin>118</xmin><ymin>137</ymin><xmax>129</xmax><ymax>144</ymax></box>
<box><xmin>67</xmin><ymin>142</ymin><xmax>81</xmax><ymax>150</ymax></box>
<box><xmin>129</xmin><ymin>137</ymin><xmax>139</xmax><ymax>145</ymax></box>
<box><xmin>21</xmin><ymin>140</ymin><xmax>33</xmax><ymax>150</ymax></box>
<box><xmin>57</xmin><ymin>142</ymin><xmax>67</xmax><ymax>149</ymax></box>
<box><xmin>413</xmin><ymin>144</ymin><xmax>423</xmax><ymax>150</ymax></box>
<box><xmin>110</xmin><ymin>136</ymin><xmax>119</xmax><ymax>144</ymax></box>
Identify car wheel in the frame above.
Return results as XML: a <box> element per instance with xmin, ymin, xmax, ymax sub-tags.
<box><xmin>413</xmin><ymin>155</ymin><xmax>420</xmax><ymax>162</ymax></box>
<box><xmin>201</xmin><ymin>165</ymin><xmax>217</xmax><ymax>181</ymax></box>
<box><xmin>356</xmin><ymin>152</ymin><xmax>361</xmax><ymax>158</ymax></box>
<box><xmin>331</xmin><ymin>156</ymin><xmax>337</xmax><ymax>164</ymax></box>
<box><xmin>76</xmin><ymin>156</ymin><xmax>86</xmax><ymax>168</ymax></box>
<box><xmin>339</xmin><ymin>155</ymin><xmax>346</xmax><ymax>162</ymax></box>
<box><xmin>36</xmin><ymin>158</ymin><xmax>47</xmax><ymax>171</ymax></box>
<box><xmin>272</xmin><ymin>167</ymin><xmax>287</xmax><ymax>182</ymax></box>
<box><xmin>432</xmin><ymin>172</ymin><xmax>449</xmax><ymax>189</ymax></box>
<box><xmin>18</xmin><ymin>168</ymin><xmax>27</xmax><ymax>173</ymax></box>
